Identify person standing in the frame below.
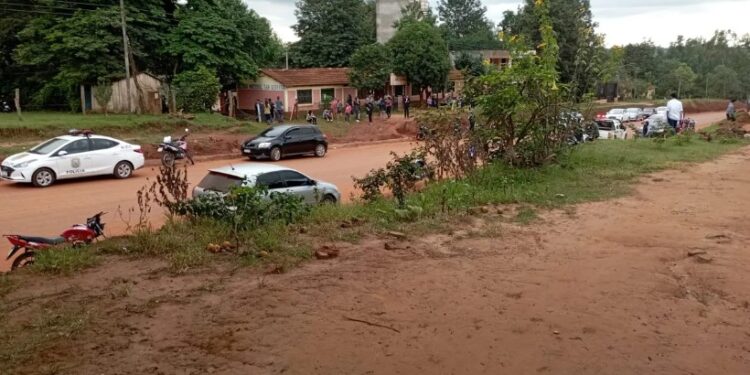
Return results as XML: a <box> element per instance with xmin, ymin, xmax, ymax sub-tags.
<box><xmin>344</xmin><ymin>102</ymin><xmax>352</xmax><ymax>123</ymax></box>
<box><xmin>330</xmin><ymin>97</ymin><xmax>338</xmax><ymax>120</ymax></box>
<box><xmin>365</xmin><ymin>100</ymin><xmax>374</xmax><ymax>124</ymax></box>
<box><xmin>255</xmin><ymin>99</ymin><xmax>263</xmax><ymax>122</ymax></box>
<box><xmin>275</xmin><ymin>96</ymin><xmax>284</xmax><ymax>123</ymax></box>
<box><xmin>264</xmin><ymin>99</ymin><xmax>272</xmax><ymax>125</ymax></box>
<box><xmin>666</xmin><ymin>93</ymin><xmax>683</xmax><ymax>131</ymax></box>
<box><xmin>726</xmin><ymin>99</ymin><xmax>736</xmax><ymax>121</ymax></box>
<box><xmin>291</xmin><ymin>98</ymin><xmax>299</xmax><ymax>121</ymax></box>
<box><xmin>403</xmin><ymin>95</ymin><xmax>410</xmax><ymax>118</ymax></box>
<box><xmin>337</xmin><ymin>100</ymin><xmax>344</xmax><ymax>120</ymax></box>
<box><xmin>385</xmin><ymin>96</ymin><xmax>393</xmax><ymax>119</ymax></box>
<box><xmin>353</xmin><ymin>97</ymin><xmax>361</xmax><ymax>123</ymax></box>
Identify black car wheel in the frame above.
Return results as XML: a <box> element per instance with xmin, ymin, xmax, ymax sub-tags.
<box><xmin>314</xmin><ymin>143</ymin><xmax>327</xmax><ymax>157</ymax></box>
<box><xmin>270</xmin><ymin>147</ymin><xmax>282</xmax><ymax>161</ymax></box>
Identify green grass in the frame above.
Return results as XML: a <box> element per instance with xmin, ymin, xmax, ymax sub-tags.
<box><xmin>15</xmin><ymin>134</ymin><xmax>746</xmax><ymax>275</ymax></box>
<box><xmin>0</xmin><ymin>302</ymin><xmax>91</xmax><ymax>372</ymax></box>
<box><xmin>32</xmin><ymin>247</ymin><xmax>100</xmax><ymax>275</ymax></box>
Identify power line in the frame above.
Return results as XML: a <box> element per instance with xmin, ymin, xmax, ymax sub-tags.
<box><xmin>0</xmin><ymin>1</ymin><xmax>98</xmax><ymax>11</ymax></box>
<box><xmin>0</xmin><ymin>7</ymin><xmax>78</xmax><ymax>16</ymax></box>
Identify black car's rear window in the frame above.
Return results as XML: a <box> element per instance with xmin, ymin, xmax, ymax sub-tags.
<box><xmin>198</xmin><ymin>172</ymin><xmax>243</xmax><ymax>193</ymax></box>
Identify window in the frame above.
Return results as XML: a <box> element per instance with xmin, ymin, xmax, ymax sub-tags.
<box><xmin>91</xmin><ymin>139</ymin><xmax>118</xmax><ymax>150</ymax></box>
<box><xmin>29</xmin><ymin>138</ymin><xmax>68</xmax><ymax>155</ymax></box>
<box><xmin>256</xmin><ymin>171</ymin><xmax>285</xmax><ymax>190</ymax></box>
<box><xmin>597</xmin><ymin>120</ymin><xmax>614</xmax><ymax>131</ymax></box>
<box><xmin>321</xmin><ymin>88</ymin><xmax>334</xmax><ymax>102</ymax></box>
<box><xmin>297</xmin><ymin>89</ymin><xmax>312</xmax><ymax>105</ymax></box>
<box><xmin>284</xmin><ymin>128</ymin><xmax>301</xmax><ymax>140</ymax></box>
<box><xmin>61</xmin><ymin>140</ymin><xmax>91</xmax><ymax>155</ymax></box>
<box><xmin>197</xmin><ymin>172</ymin><xmax>243</xmax><ymax>193</ymax></box>
<box><xmin>394</xmin><ymin>86</ymin><xmax>404</xmax><ymax>96</ymax></box>
<box><xmin>279</xmin><ymin>170</ymin><xmax>310</xmax><ymax>188</ymax></box>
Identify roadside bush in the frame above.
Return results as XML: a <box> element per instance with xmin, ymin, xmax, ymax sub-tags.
<box><xmin>173</xmin><ymin>65</ymin><xmax>221</xmax><ymax>113</ymax></box>
<box><xmin>175</xmin><ymin>185</ymin><xmax>310</xmax><ymax>229</ymax></box>
<box><xmin>353</xmin><ymin>151</ymin><xmax>432</xmax><ymax>208</ymax></box>
<box><xmin>415</xmin><ymin>109</ymin><xmax>477</xmax><ymax>180</ymax></box>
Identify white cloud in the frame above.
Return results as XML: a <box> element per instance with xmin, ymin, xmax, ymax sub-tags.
<box><xmin>245</xmin><ymin>0</ymin><xmax>750</xmax><ymax>46</ymax></box>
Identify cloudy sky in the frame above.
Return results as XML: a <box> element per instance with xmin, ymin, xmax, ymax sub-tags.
<box><xmin>245</xmin><ymin>0</ymin><xmax>750</xmax><ymax>46</ymax></box>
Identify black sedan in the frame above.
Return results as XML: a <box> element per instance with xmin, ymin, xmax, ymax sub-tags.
<box><xmin>241</xmin><ymin>124</ymin><xmax>328</xmax><ymax>161</ymax></box>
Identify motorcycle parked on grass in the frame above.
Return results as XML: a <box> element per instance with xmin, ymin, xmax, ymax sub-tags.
<box><xmin>158</xmin><ymin>129</ymin><xmax>194</xmax><ymax>167</ymax></box>
<box><xmin>4</xmin><ymin>212</ymin><xmax>106</xmax><ymax>270</ymax></box>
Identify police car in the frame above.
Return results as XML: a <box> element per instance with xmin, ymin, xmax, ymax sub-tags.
<box><xmin>1</xmin><ymin>130</ymin><xmax>145</xmax><ymax>187</ymax></box>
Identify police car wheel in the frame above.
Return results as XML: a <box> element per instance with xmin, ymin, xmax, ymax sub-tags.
<box><xmin>114</xmin><ymin>161</ymin><xmax>133</xmax><ymax>179</ymax></box>
<box><xmin>32</xmin><ymin>168</ymin><xmax>56</xmax><ymax>188</ymax></box>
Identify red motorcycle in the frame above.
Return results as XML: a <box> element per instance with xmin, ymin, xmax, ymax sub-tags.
<box><xmin>4</xmin><ymin>212</ymin><xmax>106</xmax><ymax>270</ymax></box>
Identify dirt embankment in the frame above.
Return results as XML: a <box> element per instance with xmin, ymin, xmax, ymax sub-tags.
<box><xmin>2</xmin><ymin>145</ymin><xmax>749</xmax><ymax>374</ymax></box>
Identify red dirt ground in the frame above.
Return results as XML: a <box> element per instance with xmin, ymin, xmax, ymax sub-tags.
<box><xmin>2</xmin><ymin>145</ymin><xmax>749</xmax><ymax>374</ymax></box>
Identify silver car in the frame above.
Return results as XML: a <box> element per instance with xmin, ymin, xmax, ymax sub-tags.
<box><xmin>193</xmin><ymin>163</ymin><xmax>340</xmax><ymax>204</ymax></box>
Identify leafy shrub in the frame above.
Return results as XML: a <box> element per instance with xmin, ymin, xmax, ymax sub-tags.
<box><xmin>174</xmin><ymin>65</ymin><xmax>221</xmax><ymax>113</ymax></box>
<box><xmin>415</xmin><ymin>109</ymin><xmax>476</xmax><ymax>180</ymax></box>
<box><xmin>353</xmin><ymin>151</ymin><xmax>433</xmax><ymax>208</ymax></box>
<box><xmin>175</xmin><ymin>185</ymin><xmax>310</xmax><ymax>230</ymax></box>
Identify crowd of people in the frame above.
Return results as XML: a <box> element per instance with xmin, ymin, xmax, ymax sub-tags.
<box><xmin>253</xmin><ymin>91</ymin><xmax>467</xmax><ymax>126</ymax></box>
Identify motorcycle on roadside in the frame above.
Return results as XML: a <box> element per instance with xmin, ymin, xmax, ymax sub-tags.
<box><xmin>4</xmin><ymin>212</ymin><xmax>106</xmax><ymax>270</ymax></box>
<box><xmin>157</xmin><ymin>129</ymin><xmax>194</xmax><ymax>167</ymax></box>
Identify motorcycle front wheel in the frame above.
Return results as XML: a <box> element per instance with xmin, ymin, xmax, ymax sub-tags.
<box><xmin>11</xmin><ymin>252</ymin><xmax>35</xmax><ymax>270</ymax></box>
<box><xmin>161</xmin><ymin>152</ymin><xmax>176</xmax><ymax>168</ymax></box>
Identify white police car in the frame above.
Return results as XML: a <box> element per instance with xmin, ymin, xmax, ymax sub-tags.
<box><xmin>1</xmin><ymin>131</ymin><xmax>145</xmax><ymax>187</ymax></box>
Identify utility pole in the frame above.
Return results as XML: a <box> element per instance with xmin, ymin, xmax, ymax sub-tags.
<box><xmin>119</xmin><ymin>0</ymin><xmax>132</xmax><ymax>113</ymax></box>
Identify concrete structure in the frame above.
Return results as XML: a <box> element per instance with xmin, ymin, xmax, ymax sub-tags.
<box><xmin>450</xmin><ymin>50</ymin><xmax>512</xmax><ymax>69</ymax></box>
<box><xmin>376</xmin><ymin>0</ymin><xmax>429</xmax><ymax>43</ymax></box>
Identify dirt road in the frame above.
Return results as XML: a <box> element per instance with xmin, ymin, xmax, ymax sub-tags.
<box><xmin>0</xmin><ymin>140</ymin><xmax>414</xmax><ymax>271</ymax></box>
<box><xmin>3</xmin><ymin>143</ymin><xmax>748</xmax><ymax>373</ymax></box>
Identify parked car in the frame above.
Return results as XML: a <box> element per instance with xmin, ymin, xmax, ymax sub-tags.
<box><xmin>640</xmin><ymin>108</ymin><xmax>656</xmax><ymax>119</ymax></box>
<box><xmin>625</xmin><ymin>108</ymin><xmax>641</xmax><ymax>121</ymax></box>
<box><xmin>241</xmin><ymin>124</ymin><xmax>327</xmax><ymax>161</ymax></box>
<box><xmin>1</xmin><ymin>131</ymin><xmax>144</xmax><ymax>187</ymax></box>
<box><xmin>596</xmin><ymin>119</ymin><xmax>627</xmax><ymax>140</ymax></box>
<box><xmin>642</xmin><ymin>113</ymin><xmax>670</xmax><ymax>137</ymax></box>
<box><xmin>606</xmin><ymin>108</ymin><xmax>626</xmax><ymax>121</ymax></box>
<box><xmin>656</xmin><ymin>106</ymin><xmax>668</xmax><ymax>116</ymax></box>
<box><xmin>192</xmin><ymin>163</ymin><xmax>340</xmax><ymax>204</ymax></box>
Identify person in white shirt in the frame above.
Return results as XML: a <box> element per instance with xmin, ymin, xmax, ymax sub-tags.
<box><xmin>666</xmin><ymin>93</ymin><xmax>683</xmax><ymax>130</ymax></box>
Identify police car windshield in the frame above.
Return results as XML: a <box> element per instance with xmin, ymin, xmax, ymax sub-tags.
<box><xmin>29</xmin><ymin>138</ymin><xmax>69</xmax><ymax>155</ymax></box>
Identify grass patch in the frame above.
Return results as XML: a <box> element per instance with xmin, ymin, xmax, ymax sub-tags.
<box><xmin>24</xmin><ymin>135</ymin><xmax>743</xmax><ymax>275</ymax></box>
<box><xmin>514</xmin><ymin>207</ymin><xmax>538</xmax><ymax>224</ymax></box>
<box><xmin>0</xmin><ymin>274</ymin><xmax>15</xmax><ymax>298</ymax></box>
<box><xmin>0</xmin><ymin>303</ymin><xmax>91</xmax><ymax>372</ymax></box>
<box><xmin>32</xmin><ymin>247</ymin><xmax>100</xmax><ymax>275</ymax></box>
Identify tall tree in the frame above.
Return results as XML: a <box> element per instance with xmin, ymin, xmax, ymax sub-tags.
<box><xmin>290</xmin><ymin>0</ymin><xmax>375</xmax><ymax>67</ymax></box>
<box><xmin>437</xmin><ymin>0</ymin><xmax>499</xmax><ymax>50</ymax></box>
<box><xmin>166</xmin><ymin>0</ymin><xmax>281</xmax><ymax>89</ymax></box>
<box><xmin>499</xmin><ymin>0</ymin><xmax>604</xmax><ymax>98</ymax></box>
<box><xmin>388</xmin><ymin>21</ymin><xmax>451</xmax><ymax>100</ymax></box>
<box><xmin>348</xmin><ymin>44</ymin><xmax>393</xmax><ymax>93</ymax></box>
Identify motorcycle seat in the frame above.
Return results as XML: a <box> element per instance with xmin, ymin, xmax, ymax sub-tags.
<box><xmin>18</xmin><ymin>236</ymin><xmax>65</xmax><ymax>245</ymax></box>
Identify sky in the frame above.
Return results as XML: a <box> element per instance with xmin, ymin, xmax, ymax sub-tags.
<box><xmin>245</xmin><ymin>0</ymin><xmax>750</xmax><ymax>47</ymax></box>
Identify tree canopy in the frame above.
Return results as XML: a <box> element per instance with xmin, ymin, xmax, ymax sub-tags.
<box><xmin>289</xmin><ymin>0</ymin><xmax>375</xmax><ymax>68</ymax></box>
<box><xmin>2</xmin><ymin>0</ymin><xmax>280</xmax><ymax>109</ymax></box>
<box><xmin>348</xmin><ymin>44</ymin><xmax>393</xmax><ymax>93</ymax></box>
<box><xmin>437</xmin><ymin>0</ymin><xmax>499</xmax><ymax>51</ymax></box>
<box><xmin>388</xmin><ymin>21</ymin><xmax>451</xmax><ymax>97</ymax></box>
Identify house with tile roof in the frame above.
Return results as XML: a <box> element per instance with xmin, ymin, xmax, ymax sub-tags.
<box><xmin>236</xmin><ymin>68</ymin><xmax>359</xmax><ymax>114</ymax></box>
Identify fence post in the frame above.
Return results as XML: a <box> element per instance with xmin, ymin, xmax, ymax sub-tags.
<box><xmin>14</xmin><ymin>88</ymin><xmax>21</xmax><ymax>121</ymax></box>
<box><xmin>80</xmin><ymin>85</ymin><xmax>87</xmax><ymax>115</ymax></box>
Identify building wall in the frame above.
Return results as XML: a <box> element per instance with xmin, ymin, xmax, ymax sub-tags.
<box><xmin>90</xmin><ymin>73</ymin><xmax>162</xmax><ymax>114</ymax></box>
<box><xmin>377</xmin><ymin>0</ymin><xmax>429</xmax><ymax>43</ymax></box>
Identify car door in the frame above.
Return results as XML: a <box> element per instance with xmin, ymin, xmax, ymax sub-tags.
<box><xmin>277</xmin><ymin>170</ymin><xmax>317</xmax><ymax>204</ymax></box>
<box><xmin>282</xmin><ymin>128</ymin><xmax>304</xmax><ymax>155</ymax></box>
<box><xmin>54</xmin><ymin>139</ymin><xmax>96</xmax><ymax>179</ymax></box>
<box><xmin>255</xmin><ymin>171</ymin><xmax>287</xmax><ymax>196</ymax></box>
<box><xmin>88</xmin><ymin>138</ymin><xmax>121</xmax><ymax>175</ymax></box>
<box><xmin>299</xmin><ymin>127</ymin><xmax>318</xmax><ymax>154</ymax></box>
